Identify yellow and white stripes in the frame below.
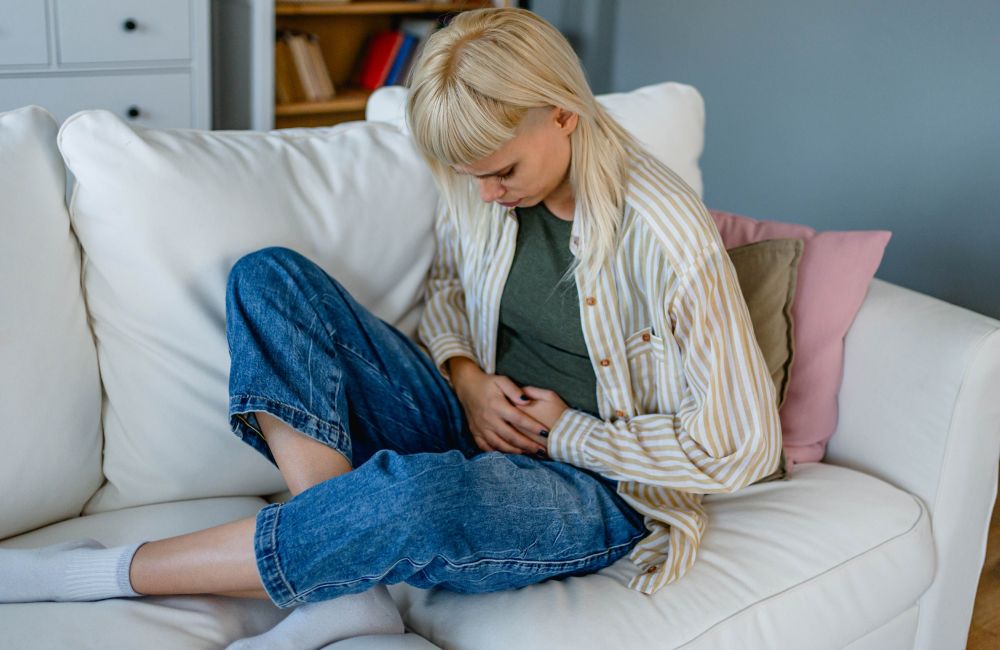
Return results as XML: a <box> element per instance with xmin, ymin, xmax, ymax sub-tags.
<box><xmin>417</xmin><ymin>150</ymin><xmax>782</xmax><ymax>594</ymax></box>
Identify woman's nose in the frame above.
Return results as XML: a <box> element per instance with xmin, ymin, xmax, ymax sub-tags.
<box><xmin>477</xmin><ymin>177</ymin><xmax>505</xmax><ymax>202</ymax></box>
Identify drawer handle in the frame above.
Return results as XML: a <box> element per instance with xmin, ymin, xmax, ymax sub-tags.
<box><xmin>126</xmin><ymin>105</ymin><xmax>141</xmax><ymax>119</ymax></box>
<box><xmin>122</xmin><ymin>18</ymin><xmax>138</xmax><ymax>32</ymax></box>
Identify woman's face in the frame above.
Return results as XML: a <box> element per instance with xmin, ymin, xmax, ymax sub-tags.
<box><xmin>451</xmin><ymin>106</ymin><xmax>579</xmax><ymax>209</ymax></box>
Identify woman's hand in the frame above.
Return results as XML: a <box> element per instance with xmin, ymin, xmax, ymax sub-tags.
<box><xmin>448</xmin><ymin>358</ymin><xmax>550</xmax><ymax>455</ymax></box>
<box><xmin>514</xmin><ymin>385</ymin><xmax>570</xmax><ymax>432</ymax></box>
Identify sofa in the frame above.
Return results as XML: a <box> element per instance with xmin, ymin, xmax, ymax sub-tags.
<box><xmin>1</xmin><ymin>80</ymin><xmax>998</xmax><ymax>650</ymax></box>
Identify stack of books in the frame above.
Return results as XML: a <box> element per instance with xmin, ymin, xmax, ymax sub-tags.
<box><xmin>357</xmin><ymin>18</ymin><xmax>441</xmax><ymax>91</ymax></box>
<box><xmin>275</xmin><ymin>30</ymin><xmax>337</xmax><ymax>104</ymax></box>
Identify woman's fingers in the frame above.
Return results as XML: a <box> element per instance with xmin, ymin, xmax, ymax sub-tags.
<box><xmin>477</xmin><ymin>430</ymin><xmax>521</xmax><ymax>454</ymax></box>
<box><xmin>501</xmin><ymin>405</ymin><xmax>549</xmax><ymax>441</ymax></box>
<box><xmin>494</xmin><ymin>375</ymin><xmax>532</xmax><ymax>406</ymax></box>
<box><xmin>490</xmin><ymin>419</ymin><xmax>547</xmax><ymax>455</ymax></box>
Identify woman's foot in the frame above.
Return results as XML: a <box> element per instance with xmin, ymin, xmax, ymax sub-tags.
<box><xmin>0</xmin><ymin>538</ymin><xmax>145</xmax><ymax>602</ymax></box>
<box><xmin>226</xmin><ymin>583</ymin><xmax>405</xmax><ymax>650</ymax></box>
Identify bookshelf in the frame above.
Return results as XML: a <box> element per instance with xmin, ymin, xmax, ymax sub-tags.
<box><xmin>212</xmin><ymin>0</ymin><xmax>516</xmax><ymax>131</ymax></box>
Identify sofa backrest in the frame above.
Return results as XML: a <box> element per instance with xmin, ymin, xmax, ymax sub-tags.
<box><xmin>365</xmin><ymin>80</ymin><xmax>707</xmax><ymax>199</ymax></box>
<box><xmin>2</xmin><ymin>81</ymin><xmax>709</xmax><ymax>520</ymax></box>
<box><xmin>0</xmin><ymin>106</ymin><xmax>104</xmax><ymax>539</ymax></box>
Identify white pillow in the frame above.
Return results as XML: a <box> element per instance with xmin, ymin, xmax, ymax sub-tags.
<box><xmin>366</xmin><ymin>80</ymin><xmax>706</xmax><ymax>198</ymax></box>
<box><xmin>0</xmin><ymin>106</ymin><xmax>104</xmax><ymax>538</ymax></box>
<box><xmin>57</xmin><ymin>112</ymin><xmax>439</xmax><ymax>512</ymax></box>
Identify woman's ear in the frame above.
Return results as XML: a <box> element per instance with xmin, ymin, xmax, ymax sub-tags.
<box><xmin>557</xmin><ymin>108</ymin><xmax>579</xmax><ymax>135</ymax></box>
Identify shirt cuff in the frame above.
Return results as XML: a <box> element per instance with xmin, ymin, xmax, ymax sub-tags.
<box><xmin>422</xmin><ymin>334</ymin><xmax>477</xmax><ymax>385</ymax></box>
<box><xmin>546</xmin><ymin>408</ymin><xmax>603</xmax><ymax>470</ymax></box>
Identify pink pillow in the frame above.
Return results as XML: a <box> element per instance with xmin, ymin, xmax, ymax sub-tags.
<box><xmin>709</xmin><ymin>209</ymin><xmax>892</xmax><ymax>475</ymax></box>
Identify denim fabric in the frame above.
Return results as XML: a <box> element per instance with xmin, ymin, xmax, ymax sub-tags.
<box><xmin>225</xmin><ymin>247</ymin><xmax>648</xmax><ymax>608</ymax></box>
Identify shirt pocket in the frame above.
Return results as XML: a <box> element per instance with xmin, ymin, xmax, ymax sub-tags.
<box><xmin>624</xmin><ymin>327</ymin><xmax>661</xmax><ymax>414</ymax></box>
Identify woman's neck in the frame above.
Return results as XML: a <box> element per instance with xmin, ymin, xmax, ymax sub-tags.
<box><xmin>543</xmin><ymin>175</ymin><xmax>575</xmax><ymax>221</ymax></box>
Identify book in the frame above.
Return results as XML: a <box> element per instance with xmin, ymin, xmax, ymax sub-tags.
<box><xmin>274</xmin><ymin>35</ymin><xmax>305</xmax><ymax>104</ymax></box>
<box><xmin>285</xmin><ymin>33</ymin><xmax>319</xmax><ymax>100</ymax></box>
<box><xmin>304</xmin><ymin>33</ymin><xmax>336</xmax><ymax>99</ymax></box>
<box><xmin>281</xmin><ymin>31</ymin><xmax>336</xmax><ymax>102</ymax></box>
<box><xmin>385</xmin><ymin>33</ymin><xmax>418</xmax><ymax>86</ymax></box>
<box><xmin>396</xmin><ymin>18</ymin><xmax>442</xmax><ymax>86</ymax></box>
<box><xmin>358</xmin><ymin>31</ymin><xmax>405</xmax><ymax>91</ymax></box>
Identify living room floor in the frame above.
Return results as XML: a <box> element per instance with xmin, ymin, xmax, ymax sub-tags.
<box><xmin>968</xmin><ymin>464</ymin><xmax>1000</xmax><ymax>648</ymax></box>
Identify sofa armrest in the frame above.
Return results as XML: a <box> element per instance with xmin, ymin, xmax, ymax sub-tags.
<box><xmin>825</xmin><ymin>277</ymin><xmax>1000</xmax><ymax>650</ymax></box>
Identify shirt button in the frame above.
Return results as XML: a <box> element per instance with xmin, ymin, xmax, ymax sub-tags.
<box><xmin>641</xmin><ymin>333</ymin><xmax>651</xmax><ymax>342</ymax></box>
<box><xmin>646</xmin><ymin>565</ymin><xmax>659</xmax><ymax>574</ymax></box>
<box><xmin>585</xmin><ymin>297</ymin><xmax>596</xmax><ymax>306</ymax></box>
<box><xmin>599</xmin><ymin>358</ymin><xmax>610</xmax><ymax>367</ymax></box>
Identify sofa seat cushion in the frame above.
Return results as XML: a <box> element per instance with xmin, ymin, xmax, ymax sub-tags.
<box><xmin>0</xmin><ymin>495</ymin><xmax>443</xmax><ymax>649</ymax></box>
<box><xmin>0</xmin><ymin>497</ymin><xmax>290</xmax><ymax>649</ymax></box>
<box><xmin>0</xmin><ymin>462</ymin><xmax>933</xmax><ymax>650</ymax></box>
<box><xmin>388</xmin><ymin>462</ymin><xmax>935</xmax><ymax>649</ymax></box>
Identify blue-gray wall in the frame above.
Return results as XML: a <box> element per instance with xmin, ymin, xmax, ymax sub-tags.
<box><xmin>534</xmin><ymin>0</ymin><xmax>1000</xmax><ymax>319</ymax></box>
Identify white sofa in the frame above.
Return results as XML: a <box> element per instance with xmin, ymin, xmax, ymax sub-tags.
<box><xmin>1</xmin><ymin>81</ymin><xmax>998</xmax><ymax>650</ymax></box>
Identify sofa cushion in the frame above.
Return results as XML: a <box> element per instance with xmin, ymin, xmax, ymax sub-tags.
<box><xmin>0</xmin><ymin>496</ymin><xmax>441</xmax><ymax>649</ymax></box>
<box><xmin>56</xmin><ymin>111</ymin><xmax>439</xmax><ymax>512</ymax></box>
<box><xmin>0</xmin><ymin>496</ymin><xmax>291</xmax><ymax>648</ymax></box>
<box><xmin>709</xmin><ymin>210</ymin><xmax>892</xmax><ymax>473</ymax></box>
<box><xmin>388</xmin><ymin>462</ymin><xmax>933</xmax><ymax>649</ymax></box>
<box><xmin>0</xmin><ymin>106</ymin><xmax>103</xmax><ymax>539</ymax></box>
<box><xmin>366</xmin><ymin>80</ymin><xmax>707</xmax><ymax>198</ymax></box>
<box><xmin>727</xmin><ymin>238</ymin><xmax>802</xmax><ymax>410</ymax></box>
<box><xmin>728</xmin><ymin>238</ymin><xmax>804</xmax><ymax>485</ymax></box>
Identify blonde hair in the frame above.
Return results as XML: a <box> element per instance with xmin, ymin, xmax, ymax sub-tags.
<box><xmin>404</xmin><ymin>7</ymin><xmax>654</xmax><ymax>281</ymax></box>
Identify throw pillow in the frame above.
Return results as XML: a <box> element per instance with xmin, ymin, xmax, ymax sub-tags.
<box><xmin>727</xmin><ymin>238</ymin><xmax>804</xmax><ymax>485</ymax></box>
<box><xmin>57</xmin><ymin>111</ymin><xmax>440</xmax><ymax>513</ymax></box>
<box><xmin>710</xmin><ymin>209</ymin><xmax>892</xmax><ymax>475</ymax></box>
<box><xmin>366</xmin><ymin>80</ymin><xmax>707</xmax><ymax>199</ymax></box>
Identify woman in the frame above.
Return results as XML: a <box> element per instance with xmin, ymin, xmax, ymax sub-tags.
<box><xmin>0</xmin><ymin>7</ymin><xmax>782</xmax><ymax>649</ymax></box>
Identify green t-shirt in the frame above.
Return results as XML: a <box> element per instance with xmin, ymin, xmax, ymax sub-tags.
<box><xmin>494</xmin><ymin>200</ymin><xmax>600</xmax><ymax>417</ymax></box>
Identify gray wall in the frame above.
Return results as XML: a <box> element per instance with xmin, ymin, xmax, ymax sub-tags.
<box><xmin>534</xmin><ymin>0</ymin><xmax>1000</xmax><ymax>319</ymax></box>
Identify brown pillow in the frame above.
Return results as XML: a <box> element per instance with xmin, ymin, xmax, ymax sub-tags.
<box><xmin>726</xmin><ymin>238</ymin><xmax>803</xmax><ymax>484</ymax></box>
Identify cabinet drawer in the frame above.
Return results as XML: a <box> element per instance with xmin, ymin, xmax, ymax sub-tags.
<box><xmin>55</xmin><ymin>0</ymin><xmax>190</xmax><ymax>64</ymax></box>
<box><xmin>0</xmin><ymin>72</ymin><xmax>192</xmax><ymax>128</ymax></box>
<box><xmin>0</xmin><ymin>1</ymin><xmax>48</xmax><ymax>67</ymax></box>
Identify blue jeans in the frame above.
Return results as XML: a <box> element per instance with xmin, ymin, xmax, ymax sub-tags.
<box><xmin>225</xmin><ymin>247</ymin><xmax>647</xmax><ymax>608</ymax></box>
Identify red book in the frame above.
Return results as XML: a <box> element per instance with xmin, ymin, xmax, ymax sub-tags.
<box><xmin>359</xmin><ymin>31</ymin><xmax>405</xmax><ymax>90</ymax></box>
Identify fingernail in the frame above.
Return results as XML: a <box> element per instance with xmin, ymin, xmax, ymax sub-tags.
<box><xmin>520</xmin><ymin>394</ymin><xmax>529</xmax><ymax>401</ymax></box>
<box><xmin>539</xmin><ymin>430</ymin><xmax>549</xmax><ymax>437</ymax></box>
<box><xmin>535</xmin><ymin>449</ymin><xmax>547</xmax><ymax>458</ymax></box>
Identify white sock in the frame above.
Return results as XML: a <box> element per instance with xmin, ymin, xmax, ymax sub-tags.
<box><xmin>0</xmin><ymin>538</ymin><xmax>144</xmax><ymax>603</ymax></box>
<box><xmin>226</xmin><ymin>583</ymin><xmax>405</xmax><ymax>650</ymax></box>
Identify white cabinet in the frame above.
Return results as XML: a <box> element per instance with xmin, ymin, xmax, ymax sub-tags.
<box><xmin>0</xmin><ymin>0</ymin><xmax>210</xmax><ymax>128</ymax></box>
<box><xmin>0</xmin><ymin>3</ymin><xmax>48</xmax><ymax>67</ymax></box>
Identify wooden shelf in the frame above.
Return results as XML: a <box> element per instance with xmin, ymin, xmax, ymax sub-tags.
<box><xmin>275</xmin><ymin>87</ymin><xmax>374</xmax><ymax>116</ymax></box>
<box><xmin>276</xmin><ymin>2</ymin><xmax>493</xmax><ymax>17</ymax></box>
<box><xmin>272</xmin><ymin>0</ymin><xmax>510</xmax><ymax>128</ymax></box>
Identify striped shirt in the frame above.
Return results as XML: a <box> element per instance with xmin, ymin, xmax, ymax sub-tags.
<box><xmin>416</xmin><ymin>149</ymin><xmax>783</xmax><ymax>594</ymax></box>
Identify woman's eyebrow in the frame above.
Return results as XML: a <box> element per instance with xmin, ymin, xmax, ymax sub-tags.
<box><xmin>458</xmin><ymin>164</ymin><xmax>514</xmax><ymax>178</ymax></box>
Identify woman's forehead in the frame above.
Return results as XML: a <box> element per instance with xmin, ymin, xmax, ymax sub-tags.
<box><xmin>448</xmin><ymin>107</ymin><xmax>551</xmax><ymax>173</ymax></box>
<box><xmin>452</xmin><ymin>137</ymin><xmax>523</xmax><ymax>175</ymax></box>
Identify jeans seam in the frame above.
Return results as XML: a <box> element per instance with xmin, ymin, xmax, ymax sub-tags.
<box><xmin>254</xmin><ymin>504</ymin><xmax>299</xmax><ymax>608</ymax></box>
<box><xmin>230</xmin><ymin>394</ymin><xmax>349</xmax><ymax>445</ymax></box>
<box><xmin>286</xmin><ymin>530</ymin><xmax>645</xmax><ymax>601</ymax></box>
